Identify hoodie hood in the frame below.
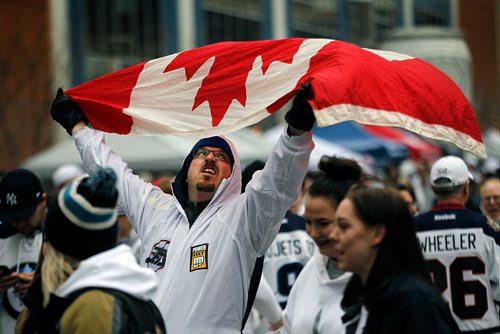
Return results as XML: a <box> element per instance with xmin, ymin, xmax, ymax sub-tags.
<box><xmin>172</xmin><ymin>135</ymin><xmax>241</xmax><ymax>208</ymax></box>
<box><xmin>55</xmin><ymin>245</ymin><xmax>158</xmax><ymax>301</ymax></box>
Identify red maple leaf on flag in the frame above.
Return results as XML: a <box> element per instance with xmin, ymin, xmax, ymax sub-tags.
<box><xmin>164</xmin><ymin>39</ymin><xmax>305</xmax><ymax>127</ymax></box>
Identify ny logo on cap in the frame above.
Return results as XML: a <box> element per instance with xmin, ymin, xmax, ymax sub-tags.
<box><xmin>436</xmin><ymin>167</ymin><xmax>448</xmax><ymax>175</ymax></box>
<box><xmin>6</xmin><ymin>193</ymin><xmax>17</xmax><ymax>206</ymax></box>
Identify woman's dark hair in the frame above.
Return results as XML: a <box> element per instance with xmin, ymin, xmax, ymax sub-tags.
<box><xmin>342</xmin><ymin>186</ymin><xmax>433</xmax><ymax>310</ymax></box>
<box><xmin>307</xmin><ymin>156</ymin><xmax>363</xmax><ymax>208</ymax></box>
<box><xmin>396</xmin><ymin>183</ymin><xmax>416</xmax><ymax>203</ymax></box>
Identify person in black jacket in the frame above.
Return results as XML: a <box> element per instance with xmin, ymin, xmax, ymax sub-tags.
<box><xmin>329</xmin><ymin>186</ymin><xmax>458</xmax><ymax>334</ymax></box>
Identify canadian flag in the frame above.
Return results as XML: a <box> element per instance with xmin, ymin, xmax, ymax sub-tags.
<box><xmin>66</xmin><ymin>38</ymin><xmax>486</xmax><ymax>158</ymax></box>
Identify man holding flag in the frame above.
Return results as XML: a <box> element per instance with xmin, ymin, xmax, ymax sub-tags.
<box><xmin>50</xmin><ymin>84</ymin><xmax>315</xmax><ymax>334</ymax></box>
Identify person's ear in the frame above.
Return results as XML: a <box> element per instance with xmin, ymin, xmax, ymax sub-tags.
<box><xmin>371</xmin><ymin>224</ymin><xmax>386</xmax><ymax>247</ymax></box>
<box><xmin>463</xmin><ymin>181</ymin><xmax>470</xmax><ymax>199</ymax></box>
<box><xmin>41</xmin><ymin>192</ymin><xmax>48</xmax><ymax>206</ymax></box>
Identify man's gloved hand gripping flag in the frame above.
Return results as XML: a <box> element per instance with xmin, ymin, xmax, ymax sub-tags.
<box><xmin>65</xmin><ymin>38</ymin><xmax>486</xmax><ymax>159</ymax></box>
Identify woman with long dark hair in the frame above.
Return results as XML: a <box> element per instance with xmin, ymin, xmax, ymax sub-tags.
<box><xmin>330</xmin><ymin>186</ymin><xmax>458</xmax><ymax>333</ymax></box>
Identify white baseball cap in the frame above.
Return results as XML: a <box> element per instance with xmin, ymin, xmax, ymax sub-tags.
<box><xmin>430</xmin><ymin>156</ymin><xmax>473</xmax><ymax>188</ymax></box>
<box><xmin>52</xmin><ymin>164</ymin><xmax>86</xmax><ymax>189</ymax></box>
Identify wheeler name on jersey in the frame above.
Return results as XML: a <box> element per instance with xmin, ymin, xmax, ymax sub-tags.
<box><xmin>419</xmin><ymin>232</ymin><xmax>477</xmax><ymax>253</ymax></box>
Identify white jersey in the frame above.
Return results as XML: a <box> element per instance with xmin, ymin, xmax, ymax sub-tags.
<box><xmin>416</xmin><ymin>206</ymin><xmax>500</xmax><ymax>333</ymax></box>
<box><xmin>284</xmin><ymin>250</ymin><xmax>351</xmax><ymax>334</ymax></box>
<box><xmin>73</xmin><ymin>127</ymin><xmax>313</xmax><ymax>334</ymax></box>
<box><xmin>263</xmin><ymin>211</ymin><xmax>315</xmax><ymax>308</ymax></box>
<box><xmin>0</xmin><ymin>231</ymin><xmax>43</xmax><ymax>334</ymax></box>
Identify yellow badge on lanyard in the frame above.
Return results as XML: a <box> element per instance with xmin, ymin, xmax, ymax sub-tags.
<box><xmin>190</xmin><ymin>243</ymin><xmax>208</xmax><ymax>271</ymax></box>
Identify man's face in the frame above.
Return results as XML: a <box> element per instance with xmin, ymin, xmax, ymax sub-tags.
<box><xmin>187</xmin><ymin>146</ymin><xmax>233</xmax><ymax>202</ymax></box>
<box><xmin>480</xmin><ymin>178</ymin><xmax>500</xmax><ymax>223</ymax></box>
<box><xmin>9</xmin><ymin>196</ymin><xmax>47</xmax><ymax>236</ymax></box>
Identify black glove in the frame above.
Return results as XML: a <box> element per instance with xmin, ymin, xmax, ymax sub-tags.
<box><xmin>50</xmin><ymin>88</ymin><xmax>89</xmax><ymax>135</ymax></box>
<box><xmin>285</xmin><ymin>83</ymin><xmax>315</xmax><ymax>132</ymax></box>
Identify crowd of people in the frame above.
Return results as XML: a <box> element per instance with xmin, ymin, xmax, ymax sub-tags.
<box><xmin>0</xmin><ymin>83</ymin><xmax>498</xmax><ymax>333</ymax></box>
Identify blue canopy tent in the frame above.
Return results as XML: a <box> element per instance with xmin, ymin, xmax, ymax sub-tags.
<box><xmin>313</xmin><ymin>121</ymin><xmax>408</xmax><ymax>170</ymax></box>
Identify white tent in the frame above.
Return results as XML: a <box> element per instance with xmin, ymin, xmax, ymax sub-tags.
<box><xmin>264</xmin><ymin>125</ymin><xmax>374</xmax><ymax>173</ymax></box>
<box><xmin>21</xmin><ymin>129</ymin><xmax>275</xmax><ymax>179</ymax></box>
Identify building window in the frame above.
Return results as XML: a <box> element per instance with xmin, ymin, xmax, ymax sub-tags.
<box><xmin>373</xmin><ymin>0</ymin><xmax>398</xmax><ymax>41</ymax></box>
<box><xmin>84</xmin><ymin>0</ymin><xmax>162</xmax><ymax>80</ymax></box>
<box><xmin>290</xmin><ymin>0</ymin><xmax>337</xmax><ymax>38</ymax></box>
<box><xmin>201</xmin><ymin>0</ymin><xmax>262</xmax><ymax>44</ymax></box>
<box><xmin>348</xmin><ymin>0</ymin><xmax>374</xmax><ymax>46</ymax></box>
<box><xmin>415</xmin><ymin>0</ymin><xmax>449</xmax><ymax>26</ymax></box>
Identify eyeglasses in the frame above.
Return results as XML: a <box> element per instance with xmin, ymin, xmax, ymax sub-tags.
<box><xmin>481</xmin><ymin>195</ymin><xmax>500</xmax><ymax>204</ymax></box>
<box><xmin>193</xmin><ymin>149</ymin><xmax>231</xmax><ymax>163</ymax></box>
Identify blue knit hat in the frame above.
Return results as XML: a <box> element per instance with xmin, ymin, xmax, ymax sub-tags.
<box><xmin>191</xmin><ymin>136</ymin><xmax>234</xmax><ymax>166</ymax></box>
<box><xmin>44</xmin><ymin>168</ymin><xmax>119</xmax><ymax>259</ymax></box>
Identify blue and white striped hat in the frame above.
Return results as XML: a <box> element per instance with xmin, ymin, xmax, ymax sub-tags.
<box><xmin>44</xmin><ymin>168</ymin><xmax>119</xmax><ymax>259</ymax></box>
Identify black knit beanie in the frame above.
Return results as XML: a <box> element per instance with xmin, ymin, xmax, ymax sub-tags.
<box><xmin>44</xmin><ymin>168</ymin><xmax>119</xmax><ymax>259</ymax></box>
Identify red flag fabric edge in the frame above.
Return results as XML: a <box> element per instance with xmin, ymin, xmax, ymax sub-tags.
<box><xmin>66</xmin><ymin>62</ymin><xmax>146</xmax><ymax>134</ymax></box>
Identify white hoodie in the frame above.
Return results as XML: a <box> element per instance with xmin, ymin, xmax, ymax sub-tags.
<box><xmin>73</xmin><ymin>127</ymin><xmax>313</xmax><ymax>334</ymax></box>
<box><xmin>55</xmin><ymin>244</ymin><xmax>157</xmax><ymax>300</ymax></box>
<box><xmin>284</xmin><ymin>250</ymin><xmax>351</xmax><ymax>334</ymax></box>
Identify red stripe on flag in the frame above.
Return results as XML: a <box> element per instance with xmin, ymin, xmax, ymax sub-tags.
<box><xmin>66</xmin><ymin>62</ymin><xmax>146</xmax><ymax>134</ymax></box>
